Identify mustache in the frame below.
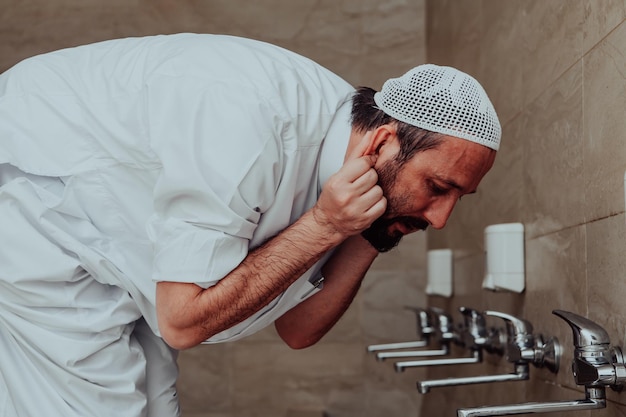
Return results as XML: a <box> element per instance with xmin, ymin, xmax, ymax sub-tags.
<box><xmin>361</xmin><ymin>216</ymin><xmax>429</xmax><ymax>253</ymax></box>
<box><xmin>394</xmin><ymin>216</ymin><xmax>429</xmax><ymax>232</ymax></box>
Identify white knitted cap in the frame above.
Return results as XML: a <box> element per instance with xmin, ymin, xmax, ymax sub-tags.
<box><xmin>374</xmin><ymin>64</ymin><xmax>501</xmax><ymax>151</ymax></box>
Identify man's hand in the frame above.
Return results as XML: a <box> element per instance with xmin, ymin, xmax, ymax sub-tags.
<box><xmin>312</xmin><ymin>154</ymin><xmax>387</xmax><ymax>239</ymax></box>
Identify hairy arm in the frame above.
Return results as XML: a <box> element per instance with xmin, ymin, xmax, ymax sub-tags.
<box><xmin>156</xmin><ymin>154</ymin><xmax>385</xmax><ymax>350</ymax></box>
<box><xmin>274</xmin><ymin>234</ymin><xmax>378</xmax><ymax>349</ymax></box>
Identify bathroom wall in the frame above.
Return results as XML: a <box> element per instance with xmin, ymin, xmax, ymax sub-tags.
<box><xmin>0</xmin><ymin>1</ymin><xmax>429</xmax><ymax>416</ymax></box>
<box><xmin>13</xmin><ymin>2</ymin><xmax>622</xmax><ymax>416</ymax></box>
<box><xmin>0</xmin><ymin>0</ymin><xmax>423</xmax><ymax>87</ymax></box>
<box><xmin>420</xmin><ymin>1</ymin><xmax>626</xmax><ymax>416</ymax></box>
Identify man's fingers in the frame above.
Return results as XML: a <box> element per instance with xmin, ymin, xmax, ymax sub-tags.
<box><xmin>366</xmin><ymin>195</ymin><xmax>387</xmax><ymax>219</ymax></box>
<box><xmin>360</xmin><ymin>186</ymin><xmax>386</xmax><ymax>217</ymax></box>
<box><xmin>345</xmin><ymin>131</ymin><xmax>374</xmax><ymax>161</ymax></box>
<box><xmin>334</xmin><ymin>154</ymin><xmax>377</xmax><ymax>184</ymax></box>
<box><xmin>351</xmin><ymin>167</ymin><xmax>379</xmax><ymax>193</ymax></box>
<box><xmin>314</xmin><ymin>151</ymin><xmax>386</xmax><ymax>237</ymax></box>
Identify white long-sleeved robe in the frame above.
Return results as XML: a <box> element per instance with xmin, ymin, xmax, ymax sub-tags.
<box><xmin>0</xmin><ymin>33</ymin><xmax>353</xmax><ymax>416</ymax></box>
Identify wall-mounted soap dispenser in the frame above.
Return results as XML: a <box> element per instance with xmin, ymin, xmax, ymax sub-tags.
<box><xmin>426</xmin><ymin>249</ymin><xmax>453</xmax><ymax>297</ymax></box>
<box><xmin>482</xmin><ymin>223</ymin><xmax>525</xmax><ymax>293</ymax></box>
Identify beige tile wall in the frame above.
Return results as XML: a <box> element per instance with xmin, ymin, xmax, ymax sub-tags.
<box><xmin>178</xmin><ymin>232</ymin><xmax>430</xmax><ymax>417</ymax></box>
<box><xmin>0</xmin><ymin>0</ymin><xmax>425</xmax><ymax>88</ymax></box>
<box><xmin>421</xmin><ymin>0</ymin><xmax>626</xmax><ymax>416</ymax></box>
<box><xmin>0</xmin><ymin>1</ymin><xmax>429</xmax><ymax>416</ymax></box>
<box><xmin>13</xmin><ymin>1</ymin><xmax>625</xmax><ymax>416</ymax></box>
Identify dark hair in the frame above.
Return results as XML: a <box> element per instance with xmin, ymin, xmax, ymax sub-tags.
<box><xmin>351</xmin><ymin>86</ymin><xmax>444</xmax><ymax>164</ymax></box>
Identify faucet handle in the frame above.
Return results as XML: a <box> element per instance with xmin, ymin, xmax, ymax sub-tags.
<box><xmin>420</xmin><ymin>307</ymin><xmax>456</xmax><ymax>345</ymax></box>
<box><xmin>484</xmin><ymin>310</ymin><xmax>535</xmax><ymax>358</ymax></box>
<box><xmin>459</xmin><ymin>307</ymin><xmax>488</xmax><ymax>347</ymax></box>
<box><xmin>429</xmin><ymin>307</ymin><xmax>455</xmax><ymax>340</ymax></box>
<box><xmin>404</xmin><ymin>306</ymin><xmax>435</xmax><ymax>337</ymax></box>
<box><xmin>553</xmin><ymin>310</ymin><xmax>626</xmax><ymax>388</ymax></box>
<box><xmin>552</xmin><ymin>310</ymin><xmax>610</xmax><ymax>347</ymax></box>
<box><xmin>459</xmin><ymin>307</ymin><xmax>485</xmax><ymax>327</ymax></box>
<box><xmin>484</xmin><ymin>310</ymin><xmax>533</xmax><ymax>338</ymax></box>
<box><xmin>482</xmin><ymin>310</ymin><xmax>559</xmax><ymax>370</ymax></box>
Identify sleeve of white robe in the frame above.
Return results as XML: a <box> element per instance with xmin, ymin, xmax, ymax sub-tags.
<box><xmin>146</xmin><ymin>75</ymin><xmax>284</xmax><ymax>289</ymax></box>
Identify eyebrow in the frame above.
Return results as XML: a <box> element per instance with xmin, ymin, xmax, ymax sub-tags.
<box><xmin>434</xmin><ymin>175</ymin><xmax>477</xmax><ymax>195</ymax></box>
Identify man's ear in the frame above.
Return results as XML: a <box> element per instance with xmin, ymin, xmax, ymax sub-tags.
<box><xmin>363</xmin><ymin>124</ymin><xmax>398</xmax><ymax>156</ymax></box>
<box><xmin>345</xmin><ymin>124</ymin><xmax>398</xmax><ymax>162</ymax></box>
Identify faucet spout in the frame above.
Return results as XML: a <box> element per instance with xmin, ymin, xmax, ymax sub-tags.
<box><xmin>456</xmin><ymin>387</ymin><xmax>606</xmax><ymax>416</ymax></box>
<box><xmin>376</xmin><ymin>346</ymin><xmax>448</xmax><ymax>361</ymax></box>
<box><xmin>417</xmin><ymin>364</ymin><xmax>529</xmax><ymax>394</ymax></box>
<box><xmin>395</xmin><ymin>350</ymin><xmax>481</xmax><ymax>372</ymax></box>
<box><xmin>367</xmin><ymin>340</ymin><xmax>428</xmax><ymax>352</ymax></box>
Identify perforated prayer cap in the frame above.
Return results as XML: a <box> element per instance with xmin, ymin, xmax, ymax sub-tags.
<box><xmin>373</xmin><ymin>64</ymin><xmax>501</xmax><ymax>151</ymax></box>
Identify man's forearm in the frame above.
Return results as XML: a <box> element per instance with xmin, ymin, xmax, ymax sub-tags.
<box><xmin>156</xmin><ymin>154</ymin><xmax>385</xmax><ymax>350</ymax></box>
<box><xmin>156</xmin><ymin>209</ymin><xmax>345</xmax><ymax>349</ymax></box>
<box><xmin>274</xmin><ymin>234</ymin><xmax>378</xmax><ymax>349</ymax></box>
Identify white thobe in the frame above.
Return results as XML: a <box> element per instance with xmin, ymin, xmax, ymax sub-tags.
<box><xmin>0</xmin><ymin>33</ymin><xmax>353</xmax><ymax>416</ymax></box>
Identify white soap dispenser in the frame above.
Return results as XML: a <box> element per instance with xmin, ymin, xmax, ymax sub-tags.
<box><xmin>426</xmin><ymin>249</ymin><xmax>453</xmax><ymax>297</ymax></box>
<box><xmin>482</xmin><ymin>223</ymin><xmax>525</xmax><ymax>293</ymax></box>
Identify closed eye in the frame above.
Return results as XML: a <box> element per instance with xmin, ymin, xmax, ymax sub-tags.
<box><xmin>430</xmin><ymin>175</ymin><xmax>478</xmax><ymax>200</ymax></box>
<box><xmin>428</xmin><ymin>180</ymin><xmax>449</xmax><ymax>196</ymax></box>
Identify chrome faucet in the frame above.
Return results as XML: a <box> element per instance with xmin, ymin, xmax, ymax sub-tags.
<box><xmin>395</xmin><ymin>307</ymin><xmax>501</xmax><ymax>371</ymax></box>
<box><xmin>367</xmin><ymin>306</ymin><xmax>435</xmax><ymax>352</ymax></box>
<box><xmin>485</xmin><ymin>311</ymin><xmax>559</xmax><ymax>373</ymax></box>
<box><xmin>415</xmin><ymin>310</ymin><xmax>560</xmax><ymax>393</ymax></box>
<box><xmin>375</xmin><ymin>307</ymin><xmax>456</xmax><ymax>361</ymax></box>
<box><xmin>456</xmin><ymin>309</ymin><xmax>626</xmax><ymax>416</ymax></box>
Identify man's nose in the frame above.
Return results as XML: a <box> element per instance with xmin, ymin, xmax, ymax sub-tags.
<box><xmin>424</xmin><ymin>198</ymin><xmax>457</xmax><ymax>230</ymax></box>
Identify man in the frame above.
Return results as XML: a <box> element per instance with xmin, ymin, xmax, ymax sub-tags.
<box><xmin>0</xmin><ymin>33</ymin><xmax>500</xmax><ymax>416</ymax></box>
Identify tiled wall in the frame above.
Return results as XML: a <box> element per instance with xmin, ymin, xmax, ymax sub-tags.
<box><xmin>13</xmin><ymin>2</ymin><xmax>624</xmax><ymax>416</ymax></box>
<box><xmin>1</xmin><ymin>1</ymin><xmax>429</xmax><ymax>417</ymax></box>
<box><xmin>420</xmin><ymin>1</ymin><xmax>626</xmax><ymax>416</ymax></box>
<box><xmin>0</xmin><ymin>0</ymin><xmax>424</xmax><ymax>87</ymax></box>
<box><xmin>177</xmin><ymin>232</ymin><xmax>430</xmax><ymax>417</ymax></box>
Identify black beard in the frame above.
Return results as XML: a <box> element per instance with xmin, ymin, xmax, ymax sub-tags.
<box><xmin>360</xmin><ymin>158</ymin><xmax>429</xmax><ymax>252</ymax></box>
<box><xmin>362</xmin><ymin>216</ymin><xmax>429</xmax><ymax>252</ymax></box>
<box><xmin>361</xmin><ymin>217</ymin><xmax>404</xmax><ymax>252</ymax></box>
